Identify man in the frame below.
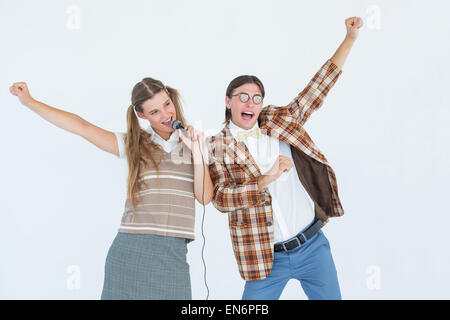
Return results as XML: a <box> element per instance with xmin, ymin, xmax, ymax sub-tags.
<box><xmin>206</xmin><ymin>17</ymin><xmax>363</xmax><ymax>299</ymax></box>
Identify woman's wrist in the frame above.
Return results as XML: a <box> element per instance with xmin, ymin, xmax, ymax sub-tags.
<box><xmin>24</xmin><ymin>97</ymin><xmax>37</xmax><ymax>108</ymax></box>
<box><xmin>191</xmin><ymin>142</ymin><xmax>206</xmax><ymax>163</ymax></box>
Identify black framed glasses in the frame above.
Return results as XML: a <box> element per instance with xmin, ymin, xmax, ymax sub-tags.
<box><xmin>231</xmin><ymin>92</ymin><xmax>263</xmax><ymax>105</ymax></box>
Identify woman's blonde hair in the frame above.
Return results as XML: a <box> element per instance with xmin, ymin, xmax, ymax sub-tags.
<box><xmin>125</xmin><ymin>78</ymin><xmax>187</xmax><ymax>209</ymax></box>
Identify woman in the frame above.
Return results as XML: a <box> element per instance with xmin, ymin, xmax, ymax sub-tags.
<box><xmin>9</xmin><ymin>78</ymin><xmax>214</xmax><ymax>299</ymax></box>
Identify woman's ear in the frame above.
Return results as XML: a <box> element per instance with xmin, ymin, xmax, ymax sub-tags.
<box><xmin>136</xmin><ymin>111</ymin><xmax>146</xmax><ymax>119</ymax></box>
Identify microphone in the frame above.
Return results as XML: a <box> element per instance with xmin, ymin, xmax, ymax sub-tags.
<box><xmin>171</xmin><ymin>119</ymin><xmax>187</xmax><ymax>134</ymax></box>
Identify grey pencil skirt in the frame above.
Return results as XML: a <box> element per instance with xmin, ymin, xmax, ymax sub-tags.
<box><xmin>101</xmin><ymin>232</ymin><xmax>191</xmax><ymax>300</ymax></box>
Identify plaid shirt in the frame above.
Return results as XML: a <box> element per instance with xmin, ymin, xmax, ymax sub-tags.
<box><xmin>206</xmin><ymin>59</ymin><xmax>344</xmax><ymax>281</ymax></box>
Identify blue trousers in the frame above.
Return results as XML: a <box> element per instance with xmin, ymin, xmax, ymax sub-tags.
<box><xmin>242</xmin><ymin>229</ymin><xmax>341</xmax><ymax>300</ymax></box>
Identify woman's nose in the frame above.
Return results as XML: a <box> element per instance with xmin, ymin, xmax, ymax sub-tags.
<box><xmin>162</xmin><ymin>109</ymin><xmax>172</xmax><ymax>119</ymax></box>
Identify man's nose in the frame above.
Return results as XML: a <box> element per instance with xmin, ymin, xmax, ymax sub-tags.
<box><xmin>245</xmin><ymin>99</ymin><xmax>256</xmax><ymax>108</ymax></box>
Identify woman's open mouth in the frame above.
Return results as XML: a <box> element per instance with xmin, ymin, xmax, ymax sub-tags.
<box><xmin>162</xmin><ymin>116</ymin><xmax>173</xmax><ymax>127</ymax></box>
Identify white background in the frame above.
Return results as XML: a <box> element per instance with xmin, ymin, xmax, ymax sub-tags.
<box><xmin>1</xmin><ymin>0</ymin><xmax>449</xmax><ymax>299</ymax></box>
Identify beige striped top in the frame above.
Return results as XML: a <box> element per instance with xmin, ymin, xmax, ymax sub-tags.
<box><xmin>115</xmin><ymin>132</ymin><xmax>195</xmax><ymax>240</ymax></box>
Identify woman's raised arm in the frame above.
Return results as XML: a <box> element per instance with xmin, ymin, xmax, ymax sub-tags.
<box><xmin>10</xmin><ymin>82</ymin><xmax>120</xmax><ymax>157</ymax></box>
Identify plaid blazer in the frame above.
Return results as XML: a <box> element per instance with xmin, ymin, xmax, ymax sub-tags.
<box><xmin>206</xmin><ymin>59</ymin><xmax>344</xmax><ymax>281</ymax></box>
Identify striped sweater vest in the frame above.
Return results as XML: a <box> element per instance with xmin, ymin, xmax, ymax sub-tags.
<box><xmin>118</xmin><ymin>142</ymin><xmax>195</xmax><ymax>240</ymax></box>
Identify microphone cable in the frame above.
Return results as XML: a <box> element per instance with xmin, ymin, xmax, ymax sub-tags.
<box><xmin>197</xmin><ymin>138</ymin><xmax>210</xmax><ymax>300</ymax></box>
<box><xmin>176</xmin><ymin>120</ymin><xmax>209</xmax><ymax>300</ymax></box>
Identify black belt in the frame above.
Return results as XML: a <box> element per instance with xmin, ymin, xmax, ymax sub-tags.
<box><xmin>274</xmin><ymin>219</ymin><xmax>323</xmax><ymax>252</ymax></box>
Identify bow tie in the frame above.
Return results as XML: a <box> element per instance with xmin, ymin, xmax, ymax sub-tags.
<box><xmin>238</xmin><ymin>127</ymin><xmax>261</xmax><ymax>142</ymax></box>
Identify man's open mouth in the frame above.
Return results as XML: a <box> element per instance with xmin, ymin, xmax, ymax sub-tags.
<box><xmin>241</xmin><ymin>111</ymin><xmax>254</xmax><ymax>121</ymax></box>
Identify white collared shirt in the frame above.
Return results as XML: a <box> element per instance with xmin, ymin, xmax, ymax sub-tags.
<box><xmin>114</xmin><ymin>126</ymin><xmax>180</xmax><ymax>159</ymax></box>
<box><xmin>228</xmin><ymin>121</ymin><xmax>315</xmax><ymax>243</ymax></box>
<box><xmin>145</xmin><ymin>125</ymin><xmax>180</xmax><ymax>153</ymax></box>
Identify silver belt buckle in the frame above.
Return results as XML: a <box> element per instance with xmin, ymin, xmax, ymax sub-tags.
<box><xmin>282</xmin><ymin>237</ymin><xmax>301</xmax><ymax>252</ymax></box>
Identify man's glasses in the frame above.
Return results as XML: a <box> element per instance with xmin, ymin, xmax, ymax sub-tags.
<box><xmin>231</xmin><ymin>93</ymin><xmax>263</xmax><ymax>105</ymax></box>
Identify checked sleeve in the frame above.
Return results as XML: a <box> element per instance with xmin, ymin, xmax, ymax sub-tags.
<box><xmin>208</xmin><ymin>159</ymin><xmax>264</xmax><ymax>213</ymax></box>
<box><xmin>287</xmin><ymin>59</ymin><xmax>342</xmax><ymax>126</ymax></box>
